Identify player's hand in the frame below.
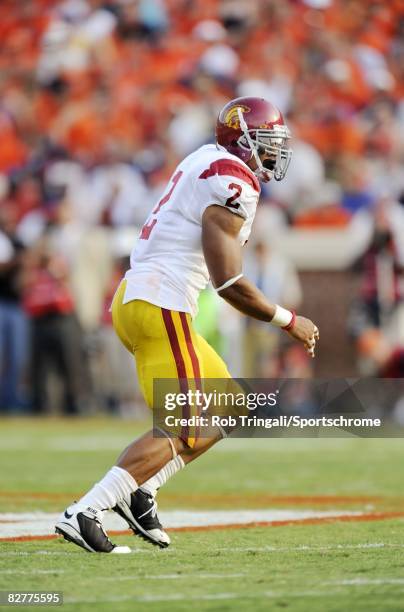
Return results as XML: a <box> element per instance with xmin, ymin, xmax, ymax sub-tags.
<box><xmin>287</xmin><ymin>316</ymin><xmax>319</xmax><ymax>358</ymax></box>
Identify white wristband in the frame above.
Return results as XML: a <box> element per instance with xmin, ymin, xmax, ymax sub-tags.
<box><xmin>271</xmin><ymin>304</ymin><xmax>293</xmax><ymax>328</ymax></box>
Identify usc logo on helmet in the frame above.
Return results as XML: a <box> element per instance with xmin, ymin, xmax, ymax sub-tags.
<box><xmin>224</xmin><ymin>105</ymin><xmax>250</xmax><ymax>129</ymax></box>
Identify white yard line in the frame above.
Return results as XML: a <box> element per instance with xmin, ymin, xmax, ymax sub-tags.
<box><xmin>0</xmin><ymin>550</ymin><xmax>155</xmax><ymax>556</ymax></box>
<box><xmin>62</xmin><ymin>588</ymin><xmax>351</xmax><ymax>606</ymax></box>
<box><xmin>0</xmin><ymin>569</ymin><xmax>66</xmax><ymax>575</ymax></box>
<box><xmin>1</xmin><ymin>543</ymin><xmax>401</xmax><ymax>558</ymax></box>
<box><xmin>327</xmin><ymin>578</ymin><xmax>404</xmax><ymax>586</ymax></box>
<box><xmin>216</xmin><ymin>542</ymin><xmax>404</xmax><ymax>553</ymax></box>
<box><xmin>2</xmin><ymin>541</ymin><xmax>402</xmax><ymax>558</ymax></box>
<box><xmin>103</xmin><ymin>572</ymin><xmax>246</xmax><ymax>582</ymax></box>
<box><xmin>0</xmin><ymin>509</ymin><xmax>363</xmax><ymax>539</ymax></box>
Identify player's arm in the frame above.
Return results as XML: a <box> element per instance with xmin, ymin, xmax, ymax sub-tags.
<box><xmin>201</xmin><ymin>205</ymin><xmax>319</xmax><ymax>356</ymax></box>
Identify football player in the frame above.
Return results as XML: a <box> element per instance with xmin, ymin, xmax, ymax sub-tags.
<box><xmin>55</xmin><ymin>96</ymin><xmax>319</xmax><ymax>553</ymax></box>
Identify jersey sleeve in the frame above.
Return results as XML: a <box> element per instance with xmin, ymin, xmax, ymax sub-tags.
<box><xmin>196</xmin><ymin>158</ymin><xmax>260</xmax><ymax>222</ymax></box>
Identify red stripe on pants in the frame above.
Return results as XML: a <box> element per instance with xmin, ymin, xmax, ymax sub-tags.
<box><xmin>161</xmin><ymin>308</ymin><xmax>190</xmax><ymax>443</ymax></box>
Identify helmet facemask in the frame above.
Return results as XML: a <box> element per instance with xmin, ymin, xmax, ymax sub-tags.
<box><xmin>236</xmin><ymin>108</ymin><xmax>292</xmax><ymax>182</ymax></box>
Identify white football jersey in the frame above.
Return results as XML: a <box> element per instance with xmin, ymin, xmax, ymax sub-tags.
<box><xmin>124</xmin><ymin>144</ymin><xmax>261</xmax><ymax>317</ymax></box>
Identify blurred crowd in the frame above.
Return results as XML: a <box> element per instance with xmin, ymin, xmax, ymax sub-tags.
<box><xmin>0</xmin><ymin>0</ymin><xmax>404</xmax><ymax>414</ymax></box>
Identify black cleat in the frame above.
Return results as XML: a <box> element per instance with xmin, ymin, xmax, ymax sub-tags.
<box><xmin>113</xmin><ymin>489</ymin><xmax>170</xmax><ymax>548</ymax></box>
<box><xmin>55</xmin><ymin>504</ymin><xmax>131</xmax><ymax>554</ymax></box>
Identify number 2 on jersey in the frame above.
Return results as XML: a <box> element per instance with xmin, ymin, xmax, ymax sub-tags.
<box><xmin>140</xmin><ymin>170</ymin><xmax>183</xmax><ymax>240</ymax></box>
<box><xmin>225</xmin><ymin>182</ymin><xmax>242</xmax><ymax>209</ymax></box>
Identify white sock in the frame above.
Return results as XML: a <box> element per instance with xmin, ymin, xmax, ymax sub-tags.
<box><xmin>77</xmin><ymin>466</ymin><xmax>138</xmax><ymax>511</ymax></box>
<box><xmin>141</xmin><ymin>455</ymin><xmax>185</xmax><ymax>497</ymax></box>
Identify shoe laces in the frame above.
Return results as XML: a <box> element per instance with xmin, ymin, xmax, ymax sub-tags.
<box><xmin>138</xmin><ymin>496</ymin><xmax>158</xmax><ymax>519</ymax></box>
<box><xmin>90</xmin><ymin>510</ymin><xmax>114</xmax><ymax>544</ymax></box>
<box><xmin>150</xmin><ymin>498</ymin><xmax>157</xmax><ymax>518</ymax></box>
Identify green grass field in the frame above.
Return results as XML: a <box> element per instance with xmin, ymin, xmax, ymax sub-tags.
<box><xmin>1</xmin><ymin>418</ymin><xmax>404</xmax><ymax>611</ymax></box>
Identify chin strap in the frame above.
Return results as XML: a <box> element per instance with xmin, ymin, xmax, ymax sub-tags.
<box><xmin>237</xmin><ymin>107</ymin><xmax>273</xmax><ymax>181</ymax></box>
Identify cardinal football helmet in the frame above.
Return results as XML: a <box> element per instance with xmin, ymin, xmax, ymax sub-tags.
<box><xmin>216</xmin><ymin>96</ymin><xmax>292</xmax><ymax>181</ymax></box>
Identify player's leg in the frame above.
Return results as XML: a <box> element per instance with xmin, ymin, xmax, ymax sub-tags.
<box><xmin>55</xmin><ymin>289</ymin><xmax>228</xmax><ymax>552</ymax></box>
<box><xmin>55</xmin><ymin>287</ymin><xmax>188</xmax><ymax>551</ymax></box>
<box><xmin>173</xmin><ymin>332</ymin><xmax>234</xmax><ymax>466</ymax></box>
<box><xmin>114</xmin><ymin>318</ymin><xmax>233</xmax><ymax>544</ymax></box>
<box><xmin>115</xmin><ymin>309</ymin><xmax>229</xmax><ymax>474</ymax></box>
<box><xmin>111</xmin><ymin>305</ymin><xmax>219</xmax><ymax>545</ymax></box>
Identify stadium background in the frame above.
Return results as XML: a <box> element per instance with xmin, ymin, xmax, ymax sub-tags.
<box><xmin>0</xmin><ymin>0</ymin><xmax>403</xmax><ymax>417</ymax></box>
<box><xmin>1</xmin><ymin>3</ymin><xmax>404</xmax><ymax>610</ymax></box>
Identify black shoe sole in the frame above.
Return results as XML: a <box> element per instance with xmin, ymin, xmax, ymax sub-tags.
<box><xmin>113</xmin><ymin>503</ymin><xmax>169</xmax><ymax>549</ymax></box>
